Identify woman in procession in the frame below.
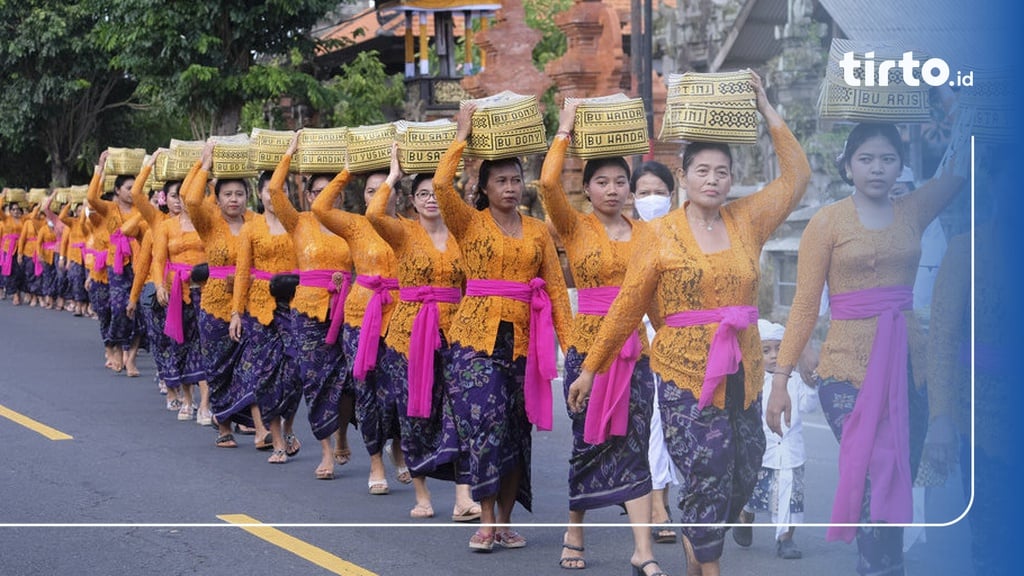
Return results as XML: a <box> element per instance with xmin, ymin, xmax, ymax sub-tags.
<box><xmin>539</xmin><ymin>101</ymin><xmax>664</xmax><ymax>575</ymax></box>
<box><xmin>567</xmin><ymin>71</ymin><xmax>810</xmax><ymax>576</ymax></box>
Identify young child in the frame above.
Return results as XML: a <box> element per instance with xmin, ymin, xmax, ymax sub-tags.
<box><xmin>733</xmin><ymin>319</ymin><xmax>818</xmax><ymax>559</ymax></box>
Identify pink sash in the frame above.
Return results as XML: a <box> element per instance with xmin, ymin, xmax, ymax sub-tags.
<box><xmin>1</xmin><ymin>234</ymin><xmax>19</xmax><ymax>276</ymax></box>
<box><xmin>352</xmin><ymin>275</ymin><xmax>400</xmax><ymax>380</ymax></box>
<box><xmin>208</xmin><ymin>265</ymin><xmax>235</xmax><ymax>280</ymax></box>
<box><xmin>83</xmin><ymin>247</ymin><xmax>108</xmax><ymax>273</ymax></box>
<box><xmin>250</xmin><ymin>268</ymin><xmax>274</xmax><ymax>282</ymax></box>
<box><xmin>163</xmin><ymin>262</ymin><xmax>195</xmax><ymax>344</ymax></box>
<box><xmin>826</xmin><ymin>285</ymin><xmax>913</xmax><ymax>542</ymax></box>
<box><xmin>464</xmin><ymin>278</ymin><xmax>558</xmax><ymax>431</ymax></box>
<box><xmin>663</xmin><ymin>305</ymin><xmax>758</xmax><ymax>410</ymax></box>
<box><xmin>400</xmin><ymin>286</ymin><xmax>462</xmax><ymax>418</ymax></box>
<box><xmin>70</xmin><ymin>242</ymin><xmax>85</xmax><ymax>262</ymax></box>
<box><xmin>110</xmin><ymin>229</ymin><xmax>132</xmax><ymax>275</ymax></box>
<box><xmin>577</xmin><ymin>286</ymin><xmax>641</xmax><ymax>445</ymax></box>
<box><xmin>299</xmin><ymin>269</ymin><xmax>353</xmax><ymax>345</ymax></box>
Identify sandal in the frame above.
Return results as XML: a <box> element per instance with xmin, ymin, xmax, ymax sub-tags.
<box><xmin>268</xmin><ymin>449</ymin><xmax>288</xmax><ymax>464</ymax></box>
<box><xmin>315</xmin><ymin>465</ymin><xmax>335</xmax><ymax>480</ymax></box>
<box><xmin>732</xmin><ymin>510</ymin><xmax>753</xmax><ymax>547</ymax></box>
<box><xmin>652</xmin><ymin>506</ymin><xmax>677</xmax><ymax>544</ymax></box>
<box><xmin>255</xmin><ymin>433</ymin><xmax>274</xmax><ymax>451</ymax></box>
<box><xmin>285</xmin><ymin>433</ymin><xmax>301</xmax><ymax>457</ymax></box>
<box><xmin>234</xmin><ymin>423</ymin><xmax>257</xmax><ymax>435</ymax></box>
<box><xmin>215</xmin><ymin>433</ymin><xmax>238</xmax><ymax>448</ymax></box>
<box><xmin>451</xmin><ymin>503</ymin><xmax>482</xmax><ymax>523</ymax></box>
<box><xmin>632</xmin><ymin>559</ymin><xmax>668</xmax><ymax>576</ymax></box>
<box><xmin>395</xmin><ymin>466</ymin><xmax>412</xmax><ymax>485</ymax></box>
<box><xmin>177</xmin><ymin>403</ymin><xmax>194</xmax><ymax>421</ymax></box>
<box><xmin>494</xmin><ymin>529</ymin><xmax>527</xmax><ymax>549</ymax></box>
<box><xmin>469</xmin><ymin>529</ymin><xmax>494</xmax><ymax>552</ymax></box>
<box><xmin>367</xmin><ymin>478</ymin><xmax>389</xmax><ymax>495</ymax></box>
<box><xmin>559</xmin><ymin>533</ymin><xmax>586</xmax><ymax>570</ymax></box>
<box><xmin>410</xmin><ymin>503</ymin><xmax>435</xmax><ymax>519</ymax></box>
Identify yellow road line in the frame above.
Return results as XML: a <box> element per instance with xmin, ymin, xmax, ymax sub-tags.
<box><xmin>0</xmin><ymin>404</ymin><xmax>73</xmax><ymax>440</ymax></box>
<box><xmin>218</xmin><ymin>514</ymin><xmax>377</xmax><ymax>575</ymax></box>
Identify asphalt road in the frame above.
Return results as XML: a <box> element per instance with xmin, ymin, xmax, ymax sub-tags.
<box><xmin>0</xmin><ymin>298</ymin><xmax>976</xmax><ymax>575</ymax></box>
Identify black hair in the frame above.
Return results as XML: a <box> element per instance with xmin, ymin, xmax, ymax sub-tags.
<box><xmin>411</xmin><ymin>173</ymin><xmax>435</xmax><ymax>197</ymax></box>
<box><xmin>836</xmin><ymin>123</ymin><xmax>904</xmax><ymax>185</ymax></box>
<box><xmin>214</xmin><ymin>178</ymin><xmax>250</xmax><ymax>199</ymax></box>
<box><xmin>474</xmin><ymin>157</ymin><xmax>523</xmax><ymax>211</ymax></box>
<box><xmin>163</xmin><ymin>180</ymin><xmax>182</xmax><ymax>196</ymax></box>
<box><xmin>113</xmin><ymin>174</ymin><xmax>134</xmax><ymax>191</ymax></box>
<box><xmin>582</xmin><ymin>157</ymin><xmax>630</xmax><ymax>187</ymax></box>
<box><xmin>304</xmin><ymin>174</ymin><xmax>334</xmax><ymax>195</ymax></box>
<box><xmin>257</xmin><ymin>171</ymin><xmax>273</xmax><ymax>195</ymax></box>
<box><xmin>630</xmin><ymin>160</ymin><xmax>675</xmax><ymax>194</ymax></box>
<box><xmin>681</xmin><ymin>142</ymin><xmax>733</xmax><ymax>172</ymax></box>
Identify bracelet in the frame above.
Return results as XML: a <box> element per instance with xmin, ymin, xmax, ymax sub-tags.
<box><xmin>556</xmin><ymin>130</ymin><xmax>571</xmax><ymax>139</ymax></box>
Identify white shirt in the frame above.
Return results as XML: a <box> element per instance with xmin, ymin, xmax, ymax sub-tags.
<box><xmin>759</xmin><ymin>371</ymin><xmax>818</xmax><ymax>470</ymax></box>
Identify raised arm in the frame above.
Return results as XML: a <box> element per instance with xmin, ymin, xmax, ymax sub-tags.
<box><xmin>230</xmin><ymin>223</ymin><xmax>254</xmax><ymax>324</ymax></box>
<box><xmin>88</xmin><ymin>150</ymin><xmax>113</xmax><ymax>217</ymax></box>
<box><xmin>127</xmin><ymin>231</ymin><xmax>154</xmax><ymax>316</ymax></box>
<box><xmin>182</xmin><ymin>151</ymin><xmax>214</xmax><ymax>237</ymax></box>
<box><xmin>119</xmin><ymin>212</ymin><xmax>146</xmax><ymax>240</ymax></box>
<box><xmin>538</xmin><ymin>102</ymin><xmax>581</xmax><ymax>239</ymax></box>
<box><xmin>365</xmin><ymin>145</ymin><xmax>406</xmax><ymax>248</ymax></box>
<box><xmin>268</xmin><ymin>134</ymin><xmax>301</xmax><ymax>233</ymax></box>
<box><xmin>130</xmin><ymin>157</ymin><xmax>161</xmax><ymax>228</ymax></box>
<box><xmin>728</xmin><ymin>71</ymin><xmax>811</xmax><ymax>245</ymax></box>
<box><xmin>434</xmin><ymin>105</ymin><xmax>478</xmax><ymax>240</ymax></box>
<box><xmin>311</xmin><ymin>169</ymin><xmax>359</xmax><ymax>240</ymax></box>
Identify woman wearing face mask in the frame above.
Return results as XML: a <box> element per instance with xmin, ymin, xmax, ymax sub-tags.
<box><xmin>183</xmin><ymin>143</ymin><xmax>268</xmax><ymax>448</ymax></box>
<box><xmin>312</xmin><ymin>159</ymin><xmax>406</xmax><ymax>494</ymax></box>
<box><xmin>434</xmin><ymin>104</ymin><xmax>574</xmax><ymax>552</ymax></box>
<box><xmin>88</xmin><ymin>152</ymin><xmax>144</xmax><ymax>377</ymax></box>
<box><xmin>567</xmin><ymin>71</ymin><xmax>810</xmax><ymax>576</ymax></box>
<box><xmin>766</xmin><ymin>123</ymin><xmax>965</xmax><ymax>576</ymax></box>
<box><xmin>539</xmin><ymin>102</ymin><xmax>664</xmax><ymax>575</ymax></box>
<box><xmin>629</xmin><ymin>160</ymin><xmax>682</xmax><ymax>545</ymax></box>
<box><xmin>267</xmin><ymin>133</ymin><xmax>356</xmax><ymax>479</ymax></box>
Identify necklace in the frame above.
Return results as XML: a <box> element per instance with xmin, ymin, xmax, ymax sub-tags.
<box><xmin>493</xmin><ymin>213</ymin><xmax>522</xmax><ymax>237</ymax></box>
<box><xmin>686</xmin><ymin>207</ymin><xmax>720</xmax><ymax>231</ymax></box>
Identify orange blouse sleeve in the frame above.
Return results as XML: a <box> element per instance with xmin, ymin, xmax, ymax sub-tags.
<box><xmin>231</xmin><ymin>222</ymin><xmax>255</xmax><ymax>315</ymax></box>
<box><xmin>905</xmin><ymin>171</ymin><xmax>966</xmax><ymax>232</ymax></box>
<box><xmin>365</xmin><ymin>181</ymin><xmax>406</xmax><ymax>251</ymax></box>
<box><xmin>130</xmin><ymin>164</ymin><xmax>161</xmax><ymax>228</ymax></box>
<box><xmin>129</xmin><ymin>232</ymin><xmax>154</xmax><ymax>306</ymax></box>
<box><xmin>538</xmin><ymin>220</ymin><xmax>574</xmax><ymax>353</ymax></box>
<box><xmin>538</xmin><ymin>135</ymin><xmax>581</xmax><ymax>240</ymax></box>
<box><xmin>87</xmin><ymin>169</ymin><xmax>113</xmax><ymax>218</ymax></box>
<box><xmin>311</xmin><ymin>170</ymin><xmax>359</xmax><ymax>239</ymax></box>
<box><xmin>776</xmin><ymin>207</ymin><xmax>833</xmax><ymax>370</ymax></box>
<box><xmin>434</xmin><ymin>140</ymin><xmax>475</xmax><ymax>240</ymax></box>
<box><xmin>183</xmin><ymin>163</ymin><xmax>215</xmax><ymax>237</ymax></box>
<box><xmin>269</xmin><ymin>154</ymin><xmax>300</xmax><ymax>233</ymax></box>
<box><xmin>152</xmin><ymin>220</ymin><xmax>170</xmax><ymax>288</ymax></box>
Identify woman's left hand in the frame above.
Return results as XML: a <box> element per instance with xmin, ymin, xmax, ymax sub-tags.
<box><xmin>566</xmin><ymin>370</ymin><xmax>595</xmax><ymax>414</ymax></box>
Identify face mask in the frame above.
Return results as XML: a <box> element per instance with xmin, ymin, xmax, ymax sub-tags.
<box><xmin>634</xmin><ymin>195</ymin><xmax>672</xmax><ymax>221</ymax></box>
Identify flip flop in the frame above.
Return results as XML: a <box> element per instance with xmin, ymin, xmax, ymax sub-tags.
<box><xmin>215</xmin><ymin>433</ymin><xmax>238</xmax><ymax>448</ymax></box>
<box><xmin>333</xmin><ymin>447</ymin><xmax>351</xmax><ymax>466</ymax></box>
<box><xmin>315</xmin><ymin>466</ymin><xmax>334</xmax><ymax>480</ymax></box>
<box><xmin>367</xmin><ymin>478</ymin><xmax>389</xmax><ymax>495</ymax></box>
<box><xmin>451</xmin><ymin>504</ymin><xmax>482</xmax><ymax>522</ymax></box>
<box><xmin>255</xmin><ymin>433</ymin><xmax>273</xmax><ymax>451</ymax></box>
<box><xmin>268</xmin><ymin>449</ymin><xmax>288</xmax><ymax>464</ymax></box>
<box><xmin>410</xmin><ymin>503</ymin><xmax>435</xmax><ymax>519</ymax></box>
<box><xmin>285</xmin><ymin>433</ymin><xmax>301</xmax><ymax>457</ymax></box>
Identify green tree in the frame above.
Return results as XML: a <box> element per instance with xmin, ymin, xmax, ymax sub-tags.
<box><xmin>328</xmin><ymin>50</ymin><xmax>406</xmax><ymax>127</ymax></box>
<box><xmin>0</xmin><ymin>0</ymin><xmax>135</xmax><ymax>186</ymax></box>
<box><xmin>94</xmin><ymin>0</ymin><xmax>344</xmax><ymax>137</ymax></box>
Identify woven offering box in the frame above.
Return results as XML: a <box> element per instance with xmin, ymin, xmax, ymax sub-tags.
<box><xmin>957</xmin><ymin>67</ymin><xmax>1010</xmax><ymax>143</ymax></box>
<box><xmin>144</xmin><ymin>167</ymin><xmax>165</xmax><ymax>195</ymax></box>
<box><xmin>105</xmin><ymin>147</ymin><xmax>147</xmax><ymax>176</ymax></box>
<box><xmin>5</xmin><ymin>188</ymin><xmax>28</xmax><ymax>208</ymax></box>
<box><xmin>250</xmin><ymin>128</ymin><xmax>296</xmax><ymax>171</ymax></box>
<box><xmin>346</xmin><ymin>124</ymin><xmax>395</xmax><ymax>173</ymax></box>
<box><xmin>52</xmin><ymin>188</ymin><xmax>70</xmax><ymax>209</ymax></box>
<box><xmin>395</xmin><ymin>120</ymin><xmax>459</xmax><ymax>173</ymax></box>
<box><xmin>211</xmin><ymin>134</ymin><xmax>257</xmax><ymax>179</ymax></box>
<box><xmin>566</xmin><ymin>94</ymin><xmax>649</xmax><ymax>159</ymax></box>
<box><xmin>69</xmin><ymin>185</ymin><xmax>89</xmax><ymax>206</ymax></box>
<box><xmin>462</xmin><ymin>91</ymin><xmax>547</xmax><ymax>159</ymax></box>
<box><xmin>660</xmin><ymin>71</ymin><xmax>757</xmax><ymax>144</ymax></box>
<box><xmin>103</xmin><ymin>173</ymin><xmax>117</xmax><ymax>194</ymax></box>
<box><xmin>294</xmin><ymin>127</ymin><xmax>348</xmax><ymax>174</ymax></box>
<box><xmin>28</xmin><ymin>188</ymin><xmax>49</xmax><ymax>206</ymax></box>
<box><xmin>818</xmin><ymin>39</ymin><xmax>931</xmax><ymax>123</ymax></box>
<box><xmin>166</xmin><ymin>139</ymin><xmax>204</xmax><ymax>180</ymax></box>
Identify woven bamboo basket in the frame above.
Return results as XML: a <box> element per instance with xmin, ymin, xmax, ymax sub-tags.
<box><xmin>818</xmin><ymin>39</ymin><xmax>931</xmax><ymax>123</ymax></box>
<box><xmin>52</xmin><ymin>188</ymin><xmax>70</xmax><ymax>209</ymax></box>
<box><xmin>28</xmin><ymin>188</ymin><xmax>49</xmax><ymax>206</ymax></box>
<box><xmin>103</xmin><ymin>174</ymin><xmax>117</xmax><ymax>195</ymax></box>
<box><xmin>250</xmin><ymin>128</ymin><xmax>296</xmax><ymax>171</ymax></box>
<box><xmin>395</xmin><ymin>120</ymin><xmax>460</xmax><ymax>173</ymax></box>
<box><xmin>659</xmin><ymin>71</ymin><xmax>758</xmax><ymax>144</ymax></box>
<box><xmin>294</xmin><ymin>127</ymin><xmax>348</xmax><ymax>174</ymax></box>
<box><xmin>346</xmin><ymin>124</ymin><xmax>396</xmax><ymax>173</ymax></box>
<box><xmin>211</xmin><ymin>134</ymin><xmax>257</xmax><ymax>179</ymax></box>
<box><xmin>462</xmin><ymin>91</ymin><xmax>547</xmax><ymax>159</ymax></box>
<box><xmin>69</xmin><ymin>185</ymin><xmax>89</xmax><ymax>206</ymax></box>
<box><xmin>565</xmin><ymin>94</ymin><xmax>649</xmax><ymax>159</ymax></box>
<box><xmin>957</xmin><ymin>67</ymin><xmax>1010</xmax><ymax>143</ymax></box>
<box><xmin>5</xmin><ymin>188</ymin><xmax>28</xmax><ymax>207</ymax></box>
<box><xmin>166</xmin><ymin>140</ymin><xmax>204</xmax><ymax>180</ymax></box>
<box><xmin>105</xmin><ymin>147</ymin><xmax>147</xmax><ymax>176</ymax></box>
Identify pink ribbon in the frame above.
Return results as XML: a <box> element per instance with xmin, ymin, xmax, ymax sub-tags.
<box><xmin>577</xmin><ymin>286</ymin><xmax>641</xmax><ymax>445</ymax></box>
<box><xmin>298</xmin><ymin>269</ymin><xmax>353</xmax><ymax>345</ymax></box>
<box><xmin>1</xmin><ymin>234</ymin><xmax>18</xmax><ymax>276</ymax></box>
<box><xmin>32</xmin><ymin>250</ymin><xmax>43</xmax><ymax>276</ymax></box>
<box><xmin>110</xmin><ymin>229</ymin><xmax>132</xmax><ymax>275</ymax></box>
<box><xmin>663</xmin><ymin>305</ymin><xmax>758</xmax><ymax>410</ymax></box>
<box><xmin>464</xmin><ymin>278</ymin><xmax>559</xmax><ymax>431</ymax></box>
<box><xmin>250</xmin><ymin>268</ymin><xmax>275</xmax><ymax>282</ymax></box>
<box><xmin>400</xmin><ymin>286</ymin><xmax>463</xmax><ymax>418</ymax></box>
<box><xmin>163</xmin><ymin>262</ymin><xmax>194</xmax><ymax>344</ymax></box>
<box><xmin>826</xmin><ymin>285</ymin><xmax>914</xmax><ymax>543</ymax></box>
<box><xmin>352</xmin><ymin>275</ymin><xmax>399</xmax><ymax>380</ymax></box>
<box><xmin>82</xmin><ymin>247</ymin><xmax>108</xmax><ymax>273</ymax></box>
<box><xmin>208</xmin><ymin>265</ymin><xmax>235</xmax><ymax>280</ymax></box>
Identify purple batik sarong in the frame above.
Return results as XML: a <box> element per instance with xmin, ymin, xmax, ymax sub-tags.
<box><xmin>291</xmin><ymin>310</ymin><xmax>347</xmax><ymax>440</ymax></box>
<box><xmin>344</xmin><ymin>323</ymin><xmax>399</xmax><ymax>456</ymax></box>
